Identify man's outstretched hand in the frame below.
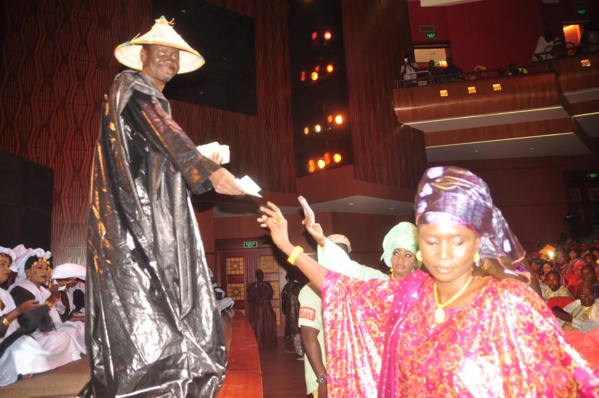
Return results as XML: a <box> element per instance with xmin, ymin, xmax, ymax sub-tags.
<box><xmin>209</xmin><ymin>168</ymin><xmax>245</xmax><ymax>196</ymax></box>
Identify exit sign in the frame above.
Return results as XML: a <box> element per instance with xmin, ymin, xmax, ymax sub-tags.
<box><xmin>426</xmin><ymin>33</ymin><xmax>437</xmax><ymax>38</ymax></box>
<box><xmin>244</xmin><ymin>241</ymin><xmax>258</xmax><ymax>248</ymax></box>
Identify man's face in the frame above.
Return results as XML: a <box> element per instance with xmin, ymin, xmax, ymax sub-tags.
<box><xmin>581</xmin><ymin>266</ymin><xmax>596</xmax><ymax>282</ymax></box>
<box><xmin>579</xmin><ymin>284</ymin><xmax>596</xmax><ymax>307</ymax></box>
<box><xmin>140</xmin><ymin>44</ymin><xmax>180</xmax><ymax>89</ymax></box>
<box><xmin>545</xmin><ymin>273</ymin><xmax>560</xmax><ymax>292</ymax></box>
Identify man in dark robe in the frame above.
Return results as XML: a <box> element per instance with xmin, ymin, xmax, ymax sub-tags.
<box><xmin>82</xmin><ymin>17</ymin><xmax>244</xmax><ymax>397</ymax></box>
<box><xmin>247</xmin><ymin>269</ymin><xmax>277</xmax><ymax>349</ymax></box>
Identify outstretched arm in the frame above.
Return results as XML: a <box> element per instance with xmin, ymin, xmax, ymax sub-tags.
<box><xmin>258</xmin><ymin>202</ymin><xmax>325</xmax><ymax>290</ymax></box>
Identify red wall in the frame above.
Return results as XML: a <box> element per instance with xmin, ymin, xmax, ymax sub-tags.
<box><xmin>409</xmin><ymin>0</ymin><xmax>544</xmax><ymax>71</ymax></box>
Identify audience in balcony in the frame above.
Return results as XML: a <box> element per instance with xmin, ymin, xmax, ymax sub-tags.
<box><xmin>443</xmin><ymin>57</ymin><xmax>462</xmax><ymax>81</ymax></box>
<box><xmin>400</xmin><ymin>52</ymin><xmax>419</xmax><ymax>87</ymax></box>
<box><xmin>533</xmin><ymin>30</ymin><xmax>562</xmax><ymax>62</ymax></box>
<box><xmin>580</xmin><ymin>20</ymin><xmax>599</xmax><ymax>53</ymax></box>
<box><xmin>427</xmin><ymin>59</ymin><xmax>442</xmax><ymax>83</ymax></box>
<box><xmin>507</xmin><ymin>62</ymin><xmax>528</xmax><ymax>75</ymax></box>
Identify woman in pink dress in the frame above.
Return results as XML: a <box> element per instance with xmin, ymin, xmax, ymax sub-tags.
<box><xmin>258</xmin><ymin>166</ymin><xmax>599</xmax><ymax>397</ymax></box>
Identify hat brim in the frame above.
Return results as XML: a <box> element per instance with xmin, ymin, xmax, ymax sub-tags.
<box><xmin>115</xmin><ymin>41</ymin><xmax>205</xmax><ymax>74</ymax></box>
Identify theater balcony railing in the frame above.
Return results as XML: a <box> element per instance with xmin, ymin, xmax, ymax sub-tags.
<box><xmin>392</xmin><ymin>50</ymin><xmax>599</xmax><ymax>162</ymax></box>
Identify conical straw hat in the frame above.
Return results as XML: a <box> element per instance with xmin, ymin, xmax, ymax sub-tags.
<box><xmin>114</xmin><ymin>16</ymin><xmax>205</xmax><ymax>74</ymax></box>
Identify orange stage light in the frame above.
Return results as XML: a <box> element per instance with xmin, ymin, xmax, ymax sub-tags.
<box><xmin>324</xmin><ymin>31</ymin><xmax>332</xmax><ymax>40</ymax></box>
<box><xmin>334</xmin><ymin>115</ymin><xmax>343</xmax><ymax>124</ymax></box>
<box><xmin>311</xmin><ymin>72</ymin><xmax>319</xmax><ymax>81</ymax></box>
<box><xmin>327</xmin><ymin>115</ymin><xmax>333</xmax><ymax>123</ymax></box>
<box><xmin>300</xmin><ymin>71</ymin><xmax>306</xmax><ymax>82</ymax></box>
<box><xmin>333</xmin><ymin>153</ymin><xmax>342</xmax><ymax>163</ymax></box>
<box><xmin>326</xmin><ymin>64</ymin><xmax>334</xmax><ymax>73</ymax></box>
<box><xmin>311</xmin><ymin>32</ymin><xmax>318</xmax><ymax>40</ymax></box>
<box><xmin>317</xmin><ymin>159</ymin><xmax>326</xmax><ymax>169</ymax></box>
<box><xmin>308</xmin><ymin>160</ymin><xmax>316</xmax><ymax>173</ymax></box>
<box><xmin>324</xmin><ymin>152</ymin><xmax>331</xmax><ymax>164</ymax></box>
<box><xmin>314</xmin><ymin>124</ymin><xmax>322</xmax><ymax>133</ymax></box>
<box><xmin>303</xmin><ymin>127</ymin><xmax>310</xmax><ymax>135</ymax></box>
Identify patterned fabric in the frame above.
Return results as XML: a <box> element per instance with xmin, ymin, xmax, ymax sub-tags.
<box><xmin>322</xmin><ymin>270</ymin><xmax>599</xmax><ymax>397</ymax></box>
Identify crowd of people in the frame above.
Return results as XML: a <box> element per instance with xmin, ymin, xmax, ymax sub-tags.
<box><xmin>399</xmin><ymin>19</ymin><xmax>599</xmax><ymax>88</ymax></box>
<box><xmin>0</xmin><ymin>245</ymin><xmax>86</xmax><ymax>387</ymax></box>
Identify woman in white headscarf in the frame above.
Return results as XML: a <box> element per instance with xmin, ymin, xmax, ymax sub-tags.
<box><xmin>9</xmin><ymin>251</ymin><xmax>86</xmax><ymax>370</ymax></box>
<box><xmin>0</xmin><ymin>248</ymin><xmax>50</xmax><ymax>386</ymax></box>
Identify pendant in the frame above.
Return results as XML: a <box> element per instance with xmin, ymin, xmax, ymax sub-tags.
<box><xmin>434</xmin><ymin>308</ymin><xmax>445</xmax><ymax>324</ymax></box>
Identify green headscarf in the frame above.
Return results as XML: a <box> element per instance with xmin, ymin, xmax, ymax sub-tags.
<box><xmin>380</xmin><ymin>222</ymin><xmax>419</xmax><ymax>268</ymax></box>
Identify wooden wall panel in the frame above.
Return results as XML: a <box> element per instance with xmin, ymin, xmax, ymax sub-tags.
<box><xmin>341</xmin><ymin>0</ymin><xmax>426</xmax><ymax>190</ymax></box>
<box><xmin>0</xmin><ymin>0</ymin><xmax>294</xmax><ymax>264</ymax></box>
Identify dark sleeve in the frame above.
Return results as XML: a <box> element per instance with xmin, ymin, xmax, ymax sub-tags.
<box><xmin>10</xmin><ymin>287</ymin><xmax>55</xmax><ymax>333</ymax></box>
<box><xmin>73</xmin><ymin>289</ymin><xmax>85</xmax><ymax>310</ymax></box>
<box><xmin>123</xmin><ymin>90</ymin><xmax>222</xmax><ymax>195</ymax></box>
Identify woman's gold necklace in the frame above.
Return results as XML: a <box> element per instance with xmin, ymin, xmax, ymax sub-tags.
<box><xmin>433</xmin><ymin>275</ymin><xmax>473</xmax><ymax>324</ymax></box>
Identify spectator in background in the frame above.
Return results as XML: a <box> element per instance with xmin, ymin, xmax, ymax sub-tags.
<box><xmin>508</xmin><ymin>63</ymin><xmax>528</xmax><ymax>75</ymax></box>
<box><xmin>247</xmin><ymin>269</ymin><xmax>277</xmax><ymax>349</ymax></box>
<box><xmin>533</xmin><ymin>30</ymin><xmax>561</xmax><ymax>62</ymax></box>
<box><xmin>281</xmin><ymin>272</ymin><xmax>303</xmax><ymax>358</ymax></box>
<box><xmin>542</xmin><ymin>270</ymin><xmax>574</xmax><ymax>302</ymax></box>
<box><xmin>443</xmin><ymin>57</ymin><xmax>462</xmax><ymax>81</ymax></box>
<box><xmin>580</xmin><ymin>20</ymin><xmax>599</xmax><ymax>53</ymax></box>
<box><xmin>427</xmin><ymin>59</ymin><xmax>442</xmax><ymax>83</ymax></box>
<box><xmin>400</xmin><ymin>53</ymin><xmax>419</xmax><ymax>87</ymax></box>
<box><xmin>580</xmin><ymin>265</ymin><xmax>599</xmax><ymax>298</ymax></box>
<box><xmin>553</xmin><ymin>282</ymin><xmax>599</xmax><ymax>333</ymax></box>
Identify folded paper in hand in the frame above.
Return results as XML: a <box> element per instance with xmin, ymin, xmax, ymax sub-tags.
<box><xmin>235</xmin><ymin>175</ymin><xmax>262</xmax><ymax>197</ymax></box>
<box><xmin>197</xmin><ymin>142</ymin><xmax>230</xmax><ymax>164</ymax></box>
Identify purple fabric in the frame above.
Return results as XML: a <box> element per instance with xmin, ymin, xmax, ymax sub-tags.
<box><xmin>415</xmin><ymin>166</ymin><xmax>529</xmax><ymax>282</ymax></box>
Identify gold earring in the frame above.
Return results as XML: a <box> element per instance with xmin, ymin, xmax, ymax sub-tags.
<box><xmin>416</xmin><ymin>251</ymin><xmax>423</xmax><ymax>262</ymax></box>
<box><xmin>474</xmin><ymin>252</ymin><xmax>480</xmax><ymax>263</ymax></box>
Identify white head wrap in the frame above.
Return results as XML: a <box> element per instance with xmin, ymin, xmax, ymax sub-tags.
<box><xmin>10</xmin><ymin>247</ymin><xmax>52</xmax><ymax>282</ymax></box>
<box><xmin>52</xmin><ymin>263</ymin><xmax>86</xmax><ymax>281</ymax></box>
<box><xmin>0</xmin><ymin>247</ymin><xmax>16</xmax><ymax>263</ymax></box>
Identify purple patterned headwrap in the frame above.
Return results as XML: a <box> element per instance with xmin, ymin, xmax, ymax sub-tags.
<box><xmin>415</xmin><ymin>166</ymin><xmax>530</xmax><ymax>282</ymax></box>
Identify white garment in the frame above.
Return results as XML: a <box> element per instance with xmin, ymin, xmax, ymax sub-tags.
<box><xmin>400</xmin><ymin>62</ymin><xmax>419</xmax><ymax>81</ymax></box>
<box><xmin>559</xmin><ymin>298</ymin><xmax>599</xmax><ymax>333</ymax></box>
<box><xmin>0</xmin><ymin>289</ymin><xmax>51</xmax><ymax>387</ymax></box>
<box><xmin>533</xmin><ymin>35</ymin><xmax>560</xmax><ymax>61</ymax></box>
<box><xmin>7</xmin><ymin>281</ymin><xmax>86</xmax><ymax>369</ymax></box>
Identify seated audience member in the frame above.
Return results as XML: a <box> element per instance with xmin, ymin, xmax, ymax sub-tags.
<box><xmin>400</xmin><ymin>53</ymin><xmax>419</xmax><ymax>87</ymax></box>
<box><xmin>584</xmin><ymin>253</ymin><xmax>597</xmax><ymax>267</ymax></box>
<box><xmin>8</xmin><ymin>251</ymin><xmax>86</xmax><ymax>370</ymax></box>
<box><xmin>427</xmin><ymin>59</ymin><xmax>442</xmax><ymax>83</ymax></box>
<box><xmin>52</xmin><ymin>263</ymin><xmax>86</xmax><ymax>323</ymax></box>
<box><xmin>508</xmin><ymin>63</ymin><xmax>528</xmax><ymax>75</ymax></box>
<box><xmin>443</xmin><ymin>57</ymin><xmax>462</xmax><ymax>81</ymax></box>
<box><xmin>542</xmin><ymin>271</ymin><xmax>574</xmax><ymax>302</ymax></box>
<box><xmin>0</xmin><ymin>248</ymin><xmax>51</xmax><ymax>386</ymax></box>
<box><xmin>565</xmin><ymin>261</ymin><xmax>587</xmax><ymax>297</ymax></box>
<box><xmin>553</xmin><ymin>282</ymin><xmax>599</xmax><ymax>333</ymax></box>
<box><xmin>568</xmin><ymin>248</ymin><xmax>583</xmax><ymax>268</ymax></box>
<box><xmin>580</xmin><ymin>265</ymin><xmax>599</xmax><ymax>298</ymax></box>
<box><xmin>539</xmin><ymin>261</ymin><xmax>554</xmax><ymax>283</ymax></box>
<box><xmin>532</xmin><ymin>30</ymin><xmax>561</xmax><ymax>62</ymax></box>
<box><xmin>556</xmin><ymin>250</ymin><xmax>570</xmax><ymax>275</ymax></box>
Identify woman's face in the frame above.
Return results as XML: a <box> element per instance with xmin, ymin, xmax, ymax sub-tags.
<box><xmin>0</xmin><ymin>254</ymin><xmax>11</xmax><ymax>284</ymax></box>
<box><xmin>26</xmin><ymin>259</ymin><xmax>52</xmax><ymax>286</ymax></box>
<box><xmin>542</xmin><ymin>263</ymin><xmax>553</xmax><ymax>274</ymax></box>
<box><xmin>418</xmin><ymin>223</ymin><xmax>479</xmax><ymax>284</ymax></box>
<box><xmin>391</xmin><ymin>248</ymin><xmax>417</xmax><ymax>278</ymax></box>
<box><xmin>569</xmin><ymin>250</ymin><xmax>578</xmax><ymax>259</ymax></box>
